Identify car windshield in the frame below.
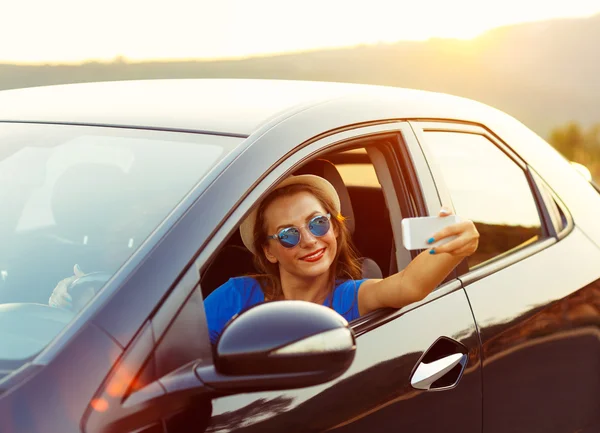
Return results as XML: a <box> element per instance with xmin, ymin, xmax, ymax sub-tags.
<box><xmin>0</xmin><ymin>123</ymin><xmax>242</xmax><ymax>363</ymax></box>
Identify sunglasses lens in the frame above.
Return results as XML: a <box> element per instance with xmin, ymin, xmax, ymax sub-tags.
<box><xmin>278</xmin><ymin>227</ymin><xmax>300</xmax><ymax>248</ymax></box>
<box><xmin>309</xmin><ymin>215</ymin><xmax>330</xmax><ymax>237</ymax></box>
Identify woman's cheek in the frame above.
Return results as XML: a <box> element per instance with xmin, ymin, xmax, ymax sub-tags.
<box><xmin>282</xmin><ymin>247</ymin><xmax>299</xmax><ymax>264</ymax></box>
<box><xmin>327</xmin><ymin>235</ymin><xmax>338</xmax><ymax>259</ymax></box>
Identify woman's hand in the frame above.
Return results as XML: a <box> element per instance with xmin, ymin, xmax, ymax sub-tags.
<box><xmin>358</xmin><ymin>207</ymin><xmax>479</xmax><ymax>315</ymax></box>
<box><xmin>428</xmin><ymin>208</ymin><xmax>479</xmax><ymax>258</ymax></box>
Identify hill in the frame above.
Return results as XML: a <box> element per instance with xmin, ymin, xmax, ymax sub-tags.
<box><xmin>1</xmin><ymin>14</ymin><xmax>599</xmax><ymax>137</ymax></box>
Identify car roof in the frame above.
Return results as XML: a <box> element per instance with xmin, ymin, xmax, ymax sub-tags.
<box><xmin>0</xmin><ymin>79</ymin><xmax>496</xmax><ymax>136</ymax></box>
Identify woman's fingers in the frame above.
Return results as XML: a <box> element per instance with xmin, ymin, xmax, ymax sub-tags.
<box><xmin>450</xmin><ymin>243</ymin><xmax>477</xmax><ymax>257</ymax></box>
<box><xmin>429</xmin><ymin>220</ymin><xmax>479</xmax><ymax>256</ymax></box>
<box><xmin>429</xmin><ymin>221</ymin><xmax>467</xmax><ymax>243</ymax></box>
<box><xmin>430</xmin><ymin>236</ymin><xmax>471</xmax><ymax>255</ymax></box>
<box><xmin>439</xmin><ymin>241</ymin><xmax>477</xmax><ymax>256</ymax></box>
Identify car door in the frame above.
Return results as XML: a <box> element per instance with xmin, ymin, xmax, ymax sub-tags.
<box><xmin>198</xmin><ymin>122</ymin><xmax>483</xmax><ymax>433</ymax></box>
<box><xmin>79</xmin><ymin>121</ymin><xmax>482</xmax><ymax>433</ymax></box>
<box><xmin>412</xmin><ymin>121</ymin><xmax>600</xmax><ymax>433</ymax></box>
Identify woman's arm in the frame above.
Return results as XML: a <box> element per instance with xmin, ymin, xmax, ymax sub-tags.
<box><xmin>358</xmin><ymin>208</ymin><xmax>479</xmax><ymax>315</ymax></box>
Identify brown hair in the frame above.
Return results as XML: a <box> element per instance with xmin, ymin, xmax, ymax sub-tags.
<box><xmin>251</xmin><ymin>183</ymin><xmax>362</xmax><ymax>301</ymax></box>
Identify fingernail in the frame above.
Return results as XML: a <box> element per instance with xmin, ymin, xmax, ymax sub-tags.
<box><xmin>429</xmin><ymin>249</ymin><xmax>436</xmax><ymax>254</ymax></box>
<box><xmin>65</xmin><ymin>293</ymin><xmax>73</xmax><ymax>302</ymax></box>
<box><xmin>427</xmin><ymin>237</ymin><xmax>435</xmax><ymax>244</ymax></box>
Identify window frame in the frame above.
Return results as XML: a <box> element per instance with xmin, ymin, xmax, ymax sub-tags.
<box><xmin>195</xmin><ymin>121</ymin><xmax>459</xmax><ymax>334</ymax></box>
<box><xmin>410</xmin><ymin>120</ymin><xmax>568</xmax><ymax>281</ymax></box>
<box><xmin>529</xmin><ymin>167</ymin><xmax>574</xmax><ymax>240</ymax></box>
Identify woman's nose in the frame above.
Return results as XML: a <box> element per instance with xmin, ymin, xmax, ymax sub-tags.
<box><xmin>298</xmin><ymin>226</ymin><xmax>318</xmax><ymax>248</ymax></box>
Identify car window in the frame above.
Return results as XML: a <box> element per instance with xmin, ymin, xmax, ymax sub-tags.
<box><xmin>422</xmin><ymin>131</ymin><xmax>544</xmax><ymax>269</ymax></box>
<box><xmin>200</xmin><ymin>145</ymin><xmax>395</xmax><ymax>298</ymax></box>
<box><xmin>334</xmin><ymin>149</ymin><xmax>380</xmax><ymax>188</ymax></box>
<box><xmin>530</xmin><ymin>170</ymin><xmax>568</xmax><ymax>235</ymax></box>
<box><xmin>336</xmin><ymin>163</ymin><xmax>380</xmax><ymax>187</ymax></box>
<box><xmin>199</xmin><ymin>126</ymin><xmax>426</xmax><ymax>353</ymax></box>
<box><xmin>0</xmin><ymin>122</ymin><xmax>242</xmax><ymax>362</ymax></box>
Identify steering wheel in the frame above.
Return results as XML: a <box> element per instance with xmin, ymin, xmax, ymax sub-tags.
<box><xmin>67</xmin><ymin>272</ymin><xmax>112</xmax><ymax>312</ymax></box>
<box><xmin>0</xmin><ymin>272</ymin><xmax>112</xmax><ymax>360</ymax></box>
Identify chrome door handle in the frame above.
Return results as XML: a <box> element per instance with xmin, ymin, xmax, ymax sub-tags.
<box><xmin>410</xmin><ymin>353</ymin><xmax>466</xmax><ymax>390</ymax></box>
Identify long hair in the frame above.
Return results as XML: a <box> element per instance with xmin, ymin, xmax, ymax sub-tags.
<box><xmin>251</xmin><ymin>183</ymin><xmax>362</xmax><ymax>301</ymax></box>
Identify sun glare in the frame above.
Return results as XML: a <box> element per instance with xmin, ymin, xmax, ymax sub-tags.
<box><xmin>2</xmin><ymin>0</ymin><xmax>600</xmax><ymax>63</ymax></box>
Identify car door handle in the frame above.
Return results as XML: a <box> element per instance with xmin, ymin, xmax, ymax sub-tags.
<box><xmin>410</xmin><ymin>353</ymin><xmax>466</xmax><ymax>390</ymax></box>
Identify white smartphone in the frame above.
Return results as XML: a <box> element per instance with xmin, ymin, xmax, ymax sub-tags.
<box><xmin>401</xmin><ymin>215</ymin><xmax>461</xmax><ymax>250</ymax></box>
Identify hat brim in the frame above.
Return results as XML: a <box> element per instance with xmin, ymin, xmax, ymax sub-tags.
<box><xmin>239</xmin><ymin>174</ymin><xmax>341</xmax><ymax>255</ymax></box>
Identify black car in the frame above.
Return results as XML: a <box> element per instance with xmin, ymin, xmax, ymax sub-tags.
<box><xmin>0</xmin><ymin>79</ymin><xmax>598</xmax><ymax>433</ymax></box>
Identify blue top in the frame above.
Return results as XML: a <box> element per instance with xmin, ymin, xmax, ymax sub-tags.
<box><xmin>204</xmin><ymin>276</ymin><xmax>367</xmax><ymax>344</ymax></box>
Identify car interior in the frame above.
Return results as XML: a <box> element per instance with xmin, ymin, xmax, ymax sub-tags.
<box><xmin>200</xmin><ymin>141</ymin><xmax>413</xmax><ymax>299</ymax></box>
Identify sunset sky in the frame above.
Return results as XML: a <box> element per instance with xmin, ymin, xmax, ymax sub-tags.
<box><xmin>3</xmin><ymin>0</ymin><xmax>600</xmax><ymax>63</ymax></box>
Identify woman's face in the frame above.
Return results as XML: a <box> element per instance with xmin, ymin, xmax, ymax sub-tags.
<box><xmin>262</xmin><ymin>191</ymin><xmax>338</xmax><ymax>280</ymax></box>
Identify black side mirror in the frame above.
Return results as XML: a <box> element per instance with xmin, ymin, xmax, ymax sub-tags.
<box><xmin>87</xmin><ymin>301</ymin><xmax>355</xmax><ymax>433</ymax></box>
<box><xmin>197</xmin><ymin>300</ymin><xmax>356</xmax><ymax>392</ymax></box>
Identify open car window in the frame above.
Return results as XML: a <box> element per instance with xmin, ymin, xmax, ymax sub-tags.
<box><xmin>200</xmin><ymin>141</ymin><xmax>403</xmax><ymax>302</ymax></box>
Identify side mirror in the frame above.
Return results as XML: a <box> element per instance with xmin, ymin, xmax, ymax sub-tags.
<box><xmin>87</xmin><ymin>301</ymin><xmax>355</xmax><ymax>433</ymax></box>
<box><xmin>197</xmin><ymin>300</ymin><xmax>356</xmax><ymax>392</ymax></box>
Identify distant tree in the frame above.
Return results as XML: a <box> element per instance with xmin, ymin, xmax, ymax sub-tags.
<box><xmin>584</xmin><ymin>124</ymin><xmax>600</xmax><ymax>163</ymax></box>
<box><xmin>549</xmin><ymin>121</ymin><xmax>600</xmax><ymax>183</ymax></box>
<box><xmin>549</xmin><ymin>122</ymin><xmax>584</xmax><ymax>161</ymax></box>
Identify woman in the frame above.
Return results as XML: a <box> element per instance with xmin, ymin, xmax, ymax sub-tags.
<box><xmin>204</xmin><ymin>174</ymin><xmax>479</xmax><ymax>344</ymax></box>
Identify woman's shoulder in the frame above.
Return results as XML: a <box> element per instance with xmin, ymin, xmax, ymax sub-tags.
<box><xmin>205</xmin><ymin>276</ymin><xmax>262</xmax><ymax>303</ymax></box>
<box><xmin>332</xmin><ymin>278</ymin><xmax>369</xmax><ymax>305</ymax></box>
<box><xmin>335</xmin><ymin>278</ymin><xmax>369</xmax><ymax>292</ymax></box>
<box><xmin>228</xmin><ymin>275</ymin><xmax>261</xmax><ymax>287</ymax></box>
<box><xmin>330</xmin><ymin>279</ymin><xmax>368</xmax><ymax>322</ymax></box>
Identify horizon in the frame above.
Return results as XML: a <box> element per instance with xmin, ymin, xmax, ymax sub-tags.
<box><xmin>3</xmin><ymin>0</ymin><xmax>600</xmax><ymax>65</ymax></box>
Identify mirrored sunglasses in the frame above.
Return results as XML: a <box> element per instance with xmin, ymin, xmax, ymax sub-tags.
<box><xmin>267</xmin><ymin>214</ymin><xmax>331</xmax><ymax>248</ymax></box>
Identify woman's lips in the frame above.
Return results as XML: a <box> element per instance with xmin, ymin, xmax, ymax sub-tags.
<box><xmin>300</xmin><ymin>248</ymin><xmax>326</xmax><ymax>262</ymax></box>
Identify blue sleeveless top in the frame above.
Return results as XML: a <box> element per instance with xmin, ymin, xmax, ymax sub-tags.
<box><xmin>204</xmin><ymin>276</ymin><xmax>367</xmax><ymax>344</ymax></box>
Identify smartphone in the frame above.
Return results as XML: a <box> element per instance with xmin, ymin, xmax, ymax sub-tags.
<box><xmin>401</xmin><ymin>215</ymin><xmax>461</xmax><ymax>250</ymax></box>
